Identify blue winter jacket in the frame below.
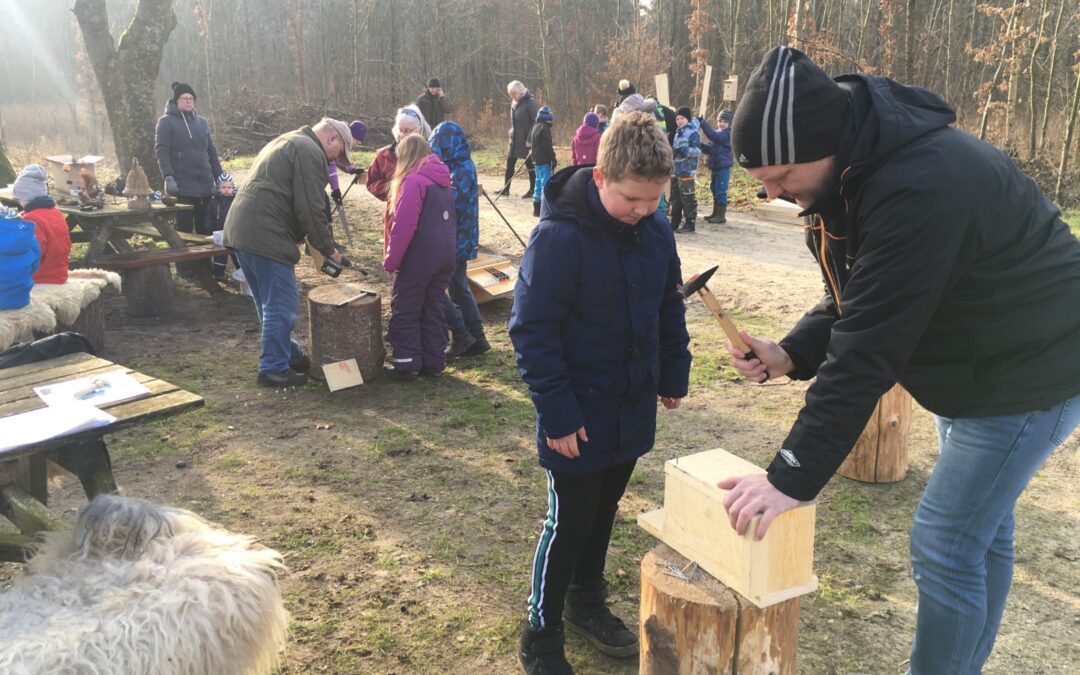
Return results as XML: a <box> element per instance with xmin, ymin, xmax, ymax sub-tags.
<box><xmin>429</xmin><ymin>122</ymin><xmax>480</xmax><ymax>262</ymax></box>
<box><xmin>509</xmin><ymin>166</ymin><xmax>692</xmax><ymax>473</ymax></box>
<box><xmin>672</xmin><ymin>119</ymin><xmax>701</xmax><ymax>178</ymax></box>
<box><xmin>0</xmin><ymin>216</ymin><xmax>40</xmax><ymax>310</ymax></box>
<box><xmin>699</xmin><ymin>118</ymin><xmax>733</xmax><ymax>170</ymax></box>
<box><xmin>154</xmin><ymin>100</ymin><xmax>223</xmax><ymax>197</ymax></box>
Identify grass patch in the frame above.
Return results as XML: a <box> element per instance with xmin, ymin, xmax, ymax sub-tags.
<box><xmin>214</xmin><ymin>452</ymin><xmax>248</xmax><ymax>470</ymax></box>
<box><xmin>1063</xmin><ymin>209</ymin><xmax>1080</xmax><ymax>238</ymax></box>
<box><xmin>827</xmin><ymin>483</ymin><xmax>875</xmax><ymax>542</ymax></box>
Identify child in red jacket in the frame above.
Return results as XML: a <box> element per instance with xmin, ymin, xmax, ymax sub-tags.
<box><xmin>13</xmin><ymin>164</ymin><xmax>70</xmax><ymax>285</ymax></box>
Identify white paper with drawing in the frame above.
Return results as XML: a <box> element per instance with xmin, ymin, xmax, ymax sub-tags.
<box><xmin>34</xmin><ymin>370</ymin><xmax>150</xmax><ymax>408</ymax></box>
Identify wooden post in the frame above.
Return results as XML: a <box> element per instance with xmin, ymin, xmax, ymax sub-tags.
<box><xmin>838</xmin><ymin>384</ymin><xmax>912</xmax><ymax>483</ymax></box>
<box><xmin>63</xmin><ymin>294</ymin><xmax>106</xmax><ymax>352</ymax></box>
<box><xmin>307</xmin><ymin>283</ymin><xmax>385</xmax><ymax>383</ymax></box>
<box><xmin>641</xmin><ymin>544</ymin><xmax>800</xmax><ymax>674</ymax></box>
<box><xmin>122</xmin><ymin>265</ymin><xmax>174</xmax><ymax>317</ymax></box>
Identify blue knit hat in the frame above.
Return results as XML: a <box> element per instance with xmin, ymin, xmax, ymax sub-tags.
<box><xmin>536</xmin><ymin>106</ymin><xmax>553</xmax><ymax>123</ymax></box>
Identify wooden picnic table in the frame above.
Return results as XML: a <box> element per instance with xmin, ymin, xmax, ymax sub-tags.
<box><xmin>61</xmin><ymin>202</ymin><xmax>222</xmax><ymax>295</ymax></box>
<box><xmin>0</xmin><ymin>352</ymin><xmax>204</xmax><ymax>562</ymax></box>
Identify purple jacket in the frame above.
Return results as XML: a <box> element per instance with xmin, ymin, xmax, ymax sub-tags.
<box><xmin>384</xmin><ymin>154</ymin><xmax>454</xmax><ymax>273</ymax></box>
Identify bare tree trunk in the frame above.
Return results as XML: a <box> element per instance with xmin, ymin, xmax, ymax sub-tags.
<box><xmin>0</xmin><ymin>142</ymin><xmax>15</xmax><ymax>185</ymax></box>
<box><xmin>945</xmin><ymin>0</ymin><xmax>954</xmax><ymax>104</ymax></box>
<box><xmin>905</xmin><ymin>0</ymin><xmax>915</xmax><ymax>83</ymax></box>
<box><xmin>73</xmin><ymin>0</ymin><xmax>177</xmax><ymax>186</ymax></box>
<box><xmin>534</xmin><ymin>0</ymin><xmax>552</xmax><ymax>97</ymax></box>
<box><xmin>731</xmin><ymin>0</ymin><xmax>741</xmax><ymax>79</ymax></box>
<box><xmin>1027</xmin><ymin>0</ymin><xmax>1049</xmax><ymax>157</ymax></box>
<box><xmin>978</xmin><ymin>0</ymin><xmax>1020</xmax><ymax>141</ymax></box>
<box><xmin>1039</xmin><ymin>0</ymin><xmax>1067</xmax><ymax>150</ymax></box>
<box><xmin>1054</xmin><ymin>52</ymin><xmax>1080</xmax><ymax>203</ymax></box>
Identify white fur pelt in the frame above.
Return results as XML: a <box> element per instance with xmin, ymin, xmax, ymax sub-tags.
<box><xmin>0</xmin><ymin>302</ymin><xmax>56</xmax><ymax>350</ymax></box>
<box><xmin>31</xmin><ymin>269</ymin><xmax>122</xmax><ymax>326</ymax></box>
<box><xmin>0</xmin><ymin>495</ymin><xmax>289</xmax><ymax>675</ymax></box>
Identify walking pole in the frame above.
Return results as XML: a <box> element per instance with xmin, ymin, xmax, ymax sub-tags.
<box><xmin>480</xmin><ymin>186</ymin><xmax>528</xmax><ymax>250</ymax></box>
<box><xmin>329</xmin><ymin>169</ymin><xmax>366</xmax><ymax>247</ymax></box>
<box><xmin>492</xmin><ymin>151</ymin><xmax>533</xmax><ymax>203</ymax></box>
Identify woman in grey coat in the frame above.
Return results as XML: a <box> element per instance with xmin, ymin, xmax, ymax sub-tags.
<box><xmin>154</xmin><ymin>81</ymin><xmax>224</xmax><ymax>235</ymax></box>
<box><xmin>498</xmin><ymin>80</ymin><xmax>538</xmax><ymax>199</ymax></box>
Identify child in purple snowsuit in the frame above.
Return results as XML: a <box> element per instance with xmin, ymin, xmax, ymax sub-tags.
<box><xmin>383</xmin><ymin>135</ymin><xmax>457</xmax><ymax>377</ymax></box>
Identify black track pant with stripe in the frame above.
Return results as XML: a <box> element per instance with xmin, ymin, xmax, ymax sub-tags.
<box><xmin>526</xmin><ymin>459</ymin><xmax>637</xmax><ymax>629</ymax></box>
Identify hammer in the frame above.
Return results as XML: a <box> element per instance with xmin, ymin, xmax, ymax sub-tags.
<box><xmin>678</xmin><ymin>265</ymin><xmax>758</xmax><ymax>362</ymax></box>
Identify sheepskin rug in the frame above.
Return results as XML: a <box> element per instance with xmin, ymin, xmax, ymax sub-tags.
<box><xmin>31</xmin><ymin>269</ymin><xmax>122</xmax><ymax>326</ymax></box>
<box><xmin>0</xmin><ymin>495</ymin><xmax>289</xmax><ymax>675</ymax></box>
<box><xmin>0</xmin><ymin>302</ymin><xmax>56</xmax><ymax>351</ymax></box>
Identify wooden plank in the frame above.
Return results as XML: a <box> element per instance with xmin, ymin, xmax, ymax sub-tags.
<box><xmin>98</xmin><ymin>244</ymin><xmax>229</xmax><ymax>269</ymax></box>
<box><xmin>753</xmin><ymin>199</ymin><xmax>805</xmax><ymax>227</ymax></box>
<box><xmin>112</xmin><ymin>223</ymin><xmax>211</xmax><ymax>244</ymax></box>
<box><xmin>0</xmin><ymin>374</ymin><xmax>177</xmax><ymax>420</ymax></box>
<box><xmin>16</xmin><ymin>454</ymin><xmax>48</xmax><ymax>504</ymax></box>
<box><xmin>655</xmin><ymin>73</ymin><xmax>670</xmax><ymax>108</ymax></box>
<box><xmin>0</xmin><ymin>351</ymin><xmax>96</xmax><ymax>383</ymax></box>
<box><xmin>638</xmin><ymin>448</ymin><xmax>817</xmax><ymax>608</ymax></box>
<box><xmin>698</xmin><ymin>64</ymin><xmax>713</xmax><ymax>118</ymax></box>
<box><xmin>0</xmin><ymin>357</ymin><xmax>122</xmax><ymax>401</ymax></box>
<box><xmin>0</xmin><ymin>484</ymin><xmax>64</xmax><ymax>535</ymax></box>
<box><xmin>53</xmin><ymin>438</ymin><xmax>118</xmax><ymax>499</ymax></box>
<box><xmin>0</xmin><ymin>367</ymin><xmax>151</xmax><ymax>409</ymax></box>
<box><xmin>0</xmin><ymin>532</ymin><xmax>35</xmax><ymax>563</ymax></box>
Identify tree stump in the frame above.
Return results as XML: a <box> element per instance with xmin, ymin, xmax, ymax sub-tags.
<box><xmin>121</xmin><ymin>265</ymin><xmax>173</xmax><ymax>317</ymax></box>
<box><xmin>838</xmin><ymin>384</ymin><xmax>912</xmax><ymax>483</ymax></box>
<box><xmin>641</xmin><ymin>544</ymin><xmax>800</xmax><ymax>675</ymax></box>
<box><xmin>61</xmin><ymin>295</ymin><xmax>105</xmax><ymax>352</ymax></box>
<box><xmin>307</xmin><ymin>283</ymin><xmax>384</xmax><ymax>382</ymax></box>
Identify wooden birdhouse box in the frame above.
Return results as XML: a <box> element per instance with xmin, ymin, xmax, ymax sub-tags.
<box><xmin>638</xmin><ymin>448</ymin><xmax>818</xmax><ymax>608</ymax></box>
<box><xmin>123</xmin><ymin>159</ymin><xmax>154</xmax><ymax>210</ymax></box>
<box><xmin>44</xmin><ymin>154</ymin><xmax>105</xmax><ymax>196</ymax></box>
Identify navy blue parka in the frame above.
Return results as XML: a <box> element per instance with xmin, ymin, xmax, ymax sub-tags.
<box><xmin>509</xmin><ymin>166</ymin><xmax>692</xmax><ymax>474</ymax></box>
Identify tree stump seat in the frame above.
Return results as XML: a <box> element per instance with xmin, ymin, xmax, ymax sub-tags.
<box><xmin>97</xmin><ymin>244</ymin><xmax>228</xmax><ymax>317</ymax></box>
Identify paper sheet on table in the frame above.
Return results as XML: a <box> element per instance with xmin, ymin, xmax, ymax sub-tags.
<box><xmin>34</xmin><ymin>370</ymin><xmax>150</xmax><ymax>408</ymax></box>
<box><xmin>0</xmin><ymin>403</ymin><xmax>116</xmax><ymax>454</ymax></box>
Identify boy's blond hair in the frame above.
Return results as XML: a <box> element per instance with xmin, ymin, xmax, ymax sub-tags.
<box><xmin>596</xmin><ymin>111</ymin><xmax>673</xmax><ymax>183</ymax></box>
<box><xmin>592</xmin><ymin>104</ymin><xmax>608</xmax><ymax>117</ymax></box>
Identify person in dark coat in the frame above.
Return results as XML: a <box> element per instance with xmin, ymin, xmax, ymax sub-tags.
<box><xmin>206</xmin><ymin>172</ymin><xmax>236</xmax><ymax>279</ymax></box>
<box><xmin>528</xmin><ymin>106</ymin><xmax>556</xmax><ymax>217</ymax></box>
<box><xmin>723</xmin><ymin>46</ymin><xmax>1080</xmax><ymax>675</ymax></box>
<box><xmin>154</xmin><ymin>82</ymin><xmax>223</xmax><ymax>235</ymax></box>
<box><xmin>429</xmin><ymin>121</ymin><xmax>490</xmax><ymax>359</ymax></box>
<box><xmin>499</xmin><ymin>80</ymin><xmax>539</xmax><ymax>198</ymax></box>
<box><xmin>383</xmin><ymin>134</ymin><xmax>456</xmax><ymax>379</ymax></box>
<box><xmin>415</xmin><ymin>78</ymin><xmax>453</xmax><ymax>127</ymax></box>
<box><xmin>699</xmin><ymin>108</ymin><xmax>733</xmax><ymax>223</ymax></box>
<box><xmin>510</xmin><ymin>111</ymin><xmax>691</xmax><ymax>674</ymax></box>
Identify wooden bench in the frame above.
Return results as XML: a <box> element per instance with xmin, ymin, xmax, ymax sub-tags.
<box><xmin>98</xmin><ymin>244</ymin><xmax>229</xmax><ymax>317</ymax></box>
<box><xmin>112</xmin><ymin>223</ymin><xmax>214</xmax><ymax>245</ymax></box>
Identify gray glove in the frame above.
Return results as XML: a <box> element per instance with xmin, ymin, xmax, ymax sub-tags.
<box><xmin>164</xmin><ymin>175</ymin><xmax>178</xmax><ymax>195</ymax></box>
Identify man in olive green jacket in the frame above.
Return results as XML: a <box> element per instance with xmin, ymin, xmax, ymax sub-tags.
<box><xmin>224</xmin><ymin>118</ymin><xmax>351</xmax><ymax>387</ymax></box>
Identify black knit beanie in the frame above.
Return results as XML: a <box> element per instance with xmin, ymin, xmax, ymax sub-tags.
<box><xmin>617</xmin><ymin>79</ymin><xmax>636</xmax><ymax>97</ymax></box>
<box><xmin>171</xmin><ymin>81</ymin><xmax>196</xmax><ymax>103</ymax></box>
<box><xmin>675</xmin><ymin>106</ymin><xmax>692</xmax><ymax>120</ymax></box>
<box><xmin>732</xmin><ymin>46</ymin><xmax>849</xmax><ymax>168</ymax></box>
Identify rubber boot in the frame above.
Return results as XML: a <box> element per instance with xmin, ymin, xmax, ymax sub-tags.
<box><xmin>564</xmin><ymin>580</ymin><xmax>638</xmax><ymax>658</ymax></box>
<box><xmin>446</xmin><ymin>330</ymin><xmax>478</xmax><ymax>360</ymax></box>
<box><xmin>715</xmin><ymin>204</ymin><xmax>727</xmax><ymax>224</ymax></box>
<box><xmin>533</xmin><ymin>201</ymin><xmax>541</xmax><ymax>217</ymax></box>
<box><xmin>676</xmin><ymin>220</ymin><xmax>695</xmax><ymax>234</ymax></box>
<box><xmin>669</xmin><ymin>204</ymin><xmax>682</xmax><ymax>232</ymax></box>
<box><xmin>519</xmin><ymin>622</ymin><xmax>574</xmax><ymax>675</ymax></box>
<box><xmin>704</xmin><ymin>203</ymin><xmax>720</xmax><ymax>223</ymax></box>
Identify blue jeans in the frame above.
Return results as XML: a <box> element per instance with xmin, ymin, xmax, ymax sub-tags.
<box><xmin>533</xmin><ymin>163</ymin><xmax>553</xmax><ymax>205</ymax></box>
<box><xmin>908</xmin><ymin>396</ymin><xmax>1080</xmax><ymax>674</ymax></box>
<box><xmin>234</xmin><ymin>250</ymin><xmax>305</xmax><ymax>375</ymax></box>
<box><xmin>710</xmin><ymin>167</ymin><xmax>730</xmax><ymax>206</ymax></box>
<box><xmin>443</xmin><ymin>260</ymin><xmax>484</xmax><ymax>338</ymax></box>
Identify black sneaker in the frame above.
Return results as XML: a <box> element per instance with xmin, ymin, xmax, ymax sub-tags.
<box><xmin>385</xmin><ymin>366</ymin><xmax>419</xmax><ymax>381</ymax></box>
<box><xmin>462</xmin><ymin>336</ymin><xmax>491</xmax><ymax>357</ymax></box>
<box><xmin>289</xmin><ymin>353</ymin><xmax>311</xmax><ymax>373</ymax></box>
<box><xmin>563</xmin><ymin>582</ymin><xmax>638</xmax><ymax>658</ymax></box>
<box><xmin>521</xmin><ymin>191</ymin><xmax>534</xmax><ymax>200</ymax></box>
<box><xmin>419</xmin><ymin>368</ymin><xmax>444</xmax><ymax>378</ymax></box>
<box><xmin>446</xmin><ymin>331</ymin><xmax>478</xmax><ymax>360</ymax></box>
<box><xmin>257</xmin><ymin>369</ymin><xmax>307</xmax><ymax>388</ymax></box>
<box><xmin>519</xmin><ymin>623</ymin><xmax>574</xmax><ymax>675</ymax></box>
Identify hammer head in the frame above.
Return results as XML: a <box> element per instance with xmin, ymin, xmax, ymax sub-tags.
<box><xmin>678</xmin><ymin>265</ymin><xmax>718</xmax><ymax>299</ymax></box>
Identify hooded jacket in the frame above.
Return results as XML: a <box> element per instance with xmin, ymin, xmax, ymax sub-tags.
<box><xmin>769</xmin><ymin>74</ymin><xmax>1080</xmax><ymax>501</ymax></box>
<box><xmin>699</xmin><ymin>118</ymin><xmax>733</xmax><ymax>170</ymax></box>
<box><xmin>223</xmin><ymin>127</ymin><xmax>335</xmax><ymax>266</ymax></box>
<box><xmin>529</xmin><ymin>122</ymin><xmax>556</xmax><ymax>166</ymax></box>
<box><xmin>0</xmin><ymin>215</ymin><xmax>40</xmax><ymax>310</ymax></box>
<box><xmin>509</xmin><ymin>166</ymin><xmax>692</xmax><ymax>474</ymax></box>
<box><xmin>571</xmin><ymin>124</ymin><xmax>601</xmax><ymax>166</ymax></box>
<box><xmin>154</xmin><ymin>100</ymin><xmax>223</xmax><ymax>197</ymax></box>
<box><xmin>430</xmin><ymin>122</ymin><xmax>480</xmax><ymax>263</ymax></box>
<box><xmin>671</xmin><ymin>119</ymin><xmax>701</xmax><ymax>178</ymax></box>
<box><xmin>22</xmin><ymin>196</ymin><xmax>71</xmax><ymax>284</ymax></box>
<box><xmin>384</xmin><ymin>154</ymin><xmax>455</xmax><ymax>273</ymax></box>
<box><xmin>415</xmin><ymin>90</ymin><xmax>453</xmax><ymax>128</ymax></box>
<box><xmin>509</xmin><ymin>91</ymin><xmax>539</xmax><ymax>159</ymax></box>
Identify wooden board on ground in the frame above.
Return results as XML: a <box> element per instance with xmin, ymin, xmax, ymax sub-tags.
<box><xmin>467</xmin><ymin>254</ymin><xmax>518</xmax><ymax>304</ymax></box>
<box><xmin>322</xmin><ymin>358</ymin><xmax>364</xmax><ymax>392</ymax></box>
<box><xmin>753</xmin><ymin>198</ymin><xmax>805</xmax><ymax>227</ymax></box>
<box><xmin>638</xmin><ymin>448</ymin><xmax>817</xmax><ymax>608</ymax></box>
<box><xmin>640</xmin><ymin>543</ymin><xmax>800</xmax><ymax>675</ymax></box>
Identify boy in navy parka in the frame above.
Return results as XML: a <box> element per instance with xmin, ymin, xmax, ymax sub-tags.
<box><xmin>509</xmin><ymin>112</ymin><xmax>692</xmax><ymax>674</ymax></box>
<box><xmin>699</xmin><ymin>108</ymin><xmax>733</xmax><ymax>223</ymax></box>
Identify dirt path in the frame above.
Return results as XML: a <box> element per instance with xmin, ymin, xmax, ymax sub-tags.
<box><xmin>3</xmin><ymin>174</ymin><xmax>1077</xmax><ymax>674</ymax></box>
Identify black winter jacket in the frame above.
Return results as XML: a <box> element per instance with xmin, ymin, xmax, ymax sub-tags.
<box><xmin>154</xmin><ymin>101</ymin><xmax>223</xmax><ymax>197</ymax></box>
<box><xmin>771</xmin><ymin>74</ymin><xmax>1080</xmax><ymax>501</ymax></box>
<box><xmin>529</xmin><ymin>122</ymin><xmax>556</xmax><ymax>165</ymax></box>
<box><xmin>509</xmin><ymin>92</ymin><xmax>539</xmax><ymax>160</ymax></box>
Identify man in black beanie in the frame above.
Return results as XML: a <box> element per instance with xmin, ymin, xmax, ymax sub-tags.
<box><xmin>721</xmin><ymin>46</ymin><xmax>1080</xmax><ymax>675</ymax></box>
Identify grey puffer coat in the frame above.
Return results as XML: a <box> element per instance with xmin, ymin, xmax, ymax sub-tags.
<box><xmin>154</xmin><ymin>100</ymin><xmax>223</xmax><ymax>197</ymax></box>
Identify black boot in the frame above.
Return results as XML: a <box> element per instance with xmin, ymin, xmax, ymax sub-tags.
<box><xmin>676</xmin><ymin>220</ymin><xmax>695</xmax><ymax>234</ymax></box>
<box><xmin>564</xmin><ymin>580</ymin><xmax>638</xmax><ymax>658</ymax></box>
<box><xmin>519</xmin><ymin>622</ymin><xmax>574</xmax><ymax>675</ymax></box>
<box><xmin>704</xmin><ymin>204</ymin><xmax>720</xmax><ymax>223</ymax></box>
<box><xmin>533</xmin><ymin>201</ymin><xmax>541</xmax><ymax>217</ymax></box>
<box><xmin>715</xmin><ymin>204</ymin><xmax>726</xmax><ymax>223</ymax></box>
<box><xmin>446</xmin><ymin>331</ymin><xmax>478</xmax><ymax>360</ymax></box>
<box><xmin>463</xmin><ymin>334</ymin><xmax>491</xmax><ymax>356</ymax></box>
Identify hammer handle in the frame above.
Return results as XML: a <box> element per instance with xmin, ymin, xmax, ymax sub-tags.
<box><xmin>697</xmin><ymin>286</ymin><xmax>756</xmax><ymax>358</ymax></box>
